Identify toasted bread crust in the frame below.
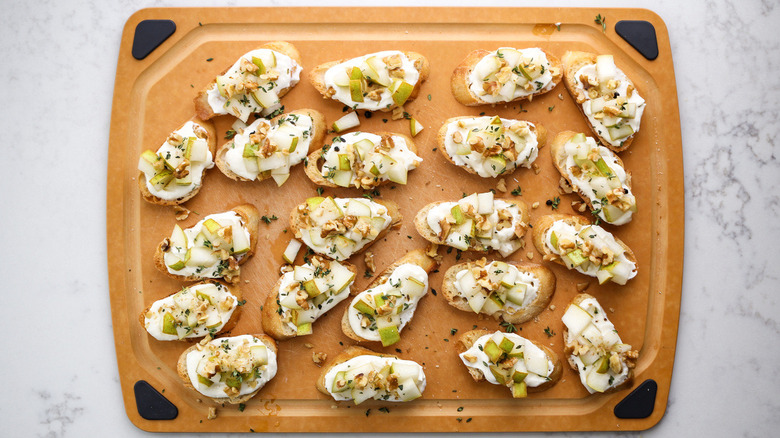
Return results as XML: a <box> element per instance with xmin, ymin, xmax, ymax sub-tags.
<box><xmin>456</xmin><ymin>329</ymin><xmax>562</xmax><ymax>393</ymax></box>
<box><xmin>315</xmin><ymin>346</ymin><xmax>398</xmax><ymax>396</ymax></box>
<box><xmin>309</xmin><ymin>51</ymin><xmax>430</xmax><ymax>111</ymax></box>
<box><xmin>561</xmin><ymin>51</ymin><xmax>636</xmax><ymax>152</ymax></box>
<box><xmin>176</xmin><ymin>334</ymin><xmax>277</xmax><ymax>404</ymax></box>
<box><xmin>340</xmin><ymin>249</ymin><xmax>440</xmax><ymax>343</ymax></box>
<box><xmin>153</xmin><ymin>204</ymin><xmax>261</xmax><ymax>283</ymax></box>
<box><xmin>436</xmin><ymin>116</ymin><xmax>547</xmax><ymax>177</ymax></box>
<box><xmin>451</xmin><ymin>48</ymin><xmax>562</xmax><ymax>106</ymax></box>
<box><xmin>440</xmin><ymin>261</ymin><xmax>555</xmax><ymax>324</ymax></box>
<box><xmin>194</xmin><ymin>41</ymin><xmax>302</xmax><ymax>121</ymax></box>
<box><xmin>215</xmin><ymin>108</ymin><xmax>327</xmax><ymax>182</ymax></box>
<box><xmin>138</xmin><ymin>117</ymin><xmax>217</xmax><ymax>206</ymax></box>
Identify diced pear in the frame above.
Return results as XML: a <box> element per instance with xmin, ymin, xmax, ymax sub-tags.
<box><xmin>390</xmin><ymin>362</ymin><xmax>420</xmax><ymax>381</ymax></box>
<box><xmin>329</xmin><ymin>170</ymin><xmax>351</xmax><ymax>187</ymax></box>
<box><xmin>571</xmin><ymin>133</ymin><xmax>587</xmax><ymax>143</ymax></box>
<box><xmin>404</xmin><ymin>276</ymin><xmax>426</xmax><ymax>297</ymax></box>
<box><xmin>368</xmin><ymin>216</ymin><xmax>387</xmax><ymax>238</ymax></box>
<box><xmin>450</xmin><ymin>204</ymin><xmax>465</xmax><ymax>225</ymax></box>
<box><xmin>511</xmin><ymin>381</ymin><xmax>528</xmax><ymax>398</ymax></box>
<box><xmin>162</xmin><ymin>312</ymin><xmax>177</xmax><ymax>335</ymax></box>
<box><xmin>174</xmin><ymin>173</ymin><xmax>192</xmax><ymax>186</ymax></box>
<box><xmin>312</xmin><ymin>197</ymin><xmax>344</xmax><ymax>224</ymax></box>
<box><xmin>149</xmin><ymin>170</ymin><xmax>174</xmax><ymax>190</ymax></box>
<box><xmin>189</xmin><ymin>139</ymin><xmax>208</xmax><ymax>162</ymax></box>
<box><xmin>396</xmin><ymin>378</ymin><xmax>422</xmax><ymax>401</ymax></box>
<box><xmin>271</xmin><ymin>172</ymin><xmax>289</xmax><ymax>187</ymax></box>
<box><xmin>566</xmin><ymin>249</ymin><xmax>587</xmax><ymax>267</ymax></box>
<box><xmin>251</xmin><ymin>56</ymin><xmax>266</xmax><ymax>74</ymax></box>
<box><xmin>486</xmin><ymin>261</ymin><xmax>508</xmax><ymax>284</ymax></box>
<box><xmin>523</xmin><ymin>342</ymin><xmax>549</xmax><ymax>376</ymax></box>
<box><xmin>590</xmin><ymin>96</ymin><xmax>607</xmax><ymax>114</ymax></box>
<box><xmin>607</xmin><ymin>124</ymin><xmax>634</xmax><ymax>141</ymax></box>
<box><xmin>346</xmin><ymin>199</ymin><xmax>371</xmax><ymax>217</ymax></box>
<box><xmin>505</xmin><ymin>283</ymin><xmax>527</xmax><ymax>305</ymax></box>
<box><xmin>250</xmin><ymin>345</ymin><xmax>268</xmax><ymax>365</ymax></box>
<box><xmin>331</xmin><ymin>371</ymin><xmax>350</xmax><ymax>392</ymax></box>
<box><xmin>619</xmin><ymin>103</ymin><xmax>637</xmax><ymax>119</ymax></box>
<box><xmin>297</xmin><ymin>322</ymin><xmax>313</xmax><ymax>336</ymax></box>
<box><xmin>331</xmin><ymin>68</ymin><xmax>350</xmax><ymax>87</ymax></box>
<box><xmin>489</xmin><ymin>365</ymin><xmax>508</xmax><ymax>384</ymax></box>
<box><xmin>186</xmin><ymin>246</ymin><xmax>218</xmax><ymax>267</ymax></box>
<box><xmin>349</xmin><ymin>79</ymin><xmax>364</xmax><ymax>102</ymax></box>
<box><xmin>586</xmin><ymin>368</ymin><xmax>611</xmax><ymax>392</ymax></box>
<box><xmin>337</xmin><ymin>154</ymin><xmax>351</xmax><ymax>171</ymax></box>
<box><xmin>499</xmin><ymin>337</ymin><xmax>515</xmax><ymax>353</ymax></box>
<box><xmin>352</xmin><ymin>298</ymin><xmax>375</xmax><ymax>315</ymax></box>
<box><xmin>258</xmin><ymin>152</ymin><xmax>288</xmax><ymax>172</ymax></box>
<box><xmin>197</xmin><ymin>374</ymin><xmax>214</xmax><ymax>387</ymax></box>
<box><xmin>231</xmin><ymin>227</ymin><xmax>250</xmax><ymax>255</ymax></box>
<box><xmin>454</xmin><ymin>143</ymin><xmax>471</xmax><ymax>155</ymax></box>
<box><xmin>498</xmin><ymin>81</ymin><xmax>517</xmax><ymax>100</ymax></box>
<box><xmin>475</xmin><ymin>55</ymin><xmax>502</xmax><ymax>80</ymax></box>
<box><xmin>496</xmin><ymin>48</ymin><xmax>522</xmax><ymax>66</ymax></box>
<box><xmin>512</xmin><ymin>369</ymin><xmax>528</xmax><ymax>384</ymax></box>
<box><xmin>581</xmin><ymin>324</ymin><xmax>603</xmax><ymax>346</ymax></box>
<box><xmin>409</xmin><ymin>117</ymin><xmax>424</xmax><ymax>137</ymax></box>
<box><xmin>391</xmin><ymin>80</ymin><xmax>414</xmax><ymax>106</ymax></box>
<box><xmin>353</xmin><ymin>138</ymin><xmax>374</xmax><ymax>159</ymax></box>
<box><xmin>387</xmin><ymin>163</ymin><xmax>408</xmax><ymax>184</ymax></box>
<box><xmin>349</xmin><ymin>66</ymin><xmax>364</xmax><ymax>80</ymax></box>
<box><xmin>302</xmin><ymin>279</ymin><xmax>322</xmax><ymax>298</ymax></box>
<box><xmin>467</xmin><ymin>293</ymin><xmax>488</xmax><ymax>313</ymax></box>
<box><xmin>203</xmin><ymin>218</ymin><xmax>221</xmax><ymax>235</ymax></box>
<box><xmin>601</xmin><ymin>115</ymin><xmax>621</xmax><ymax>128</ymax></box>
<box><xmin>251</xmin><ymin>89</ymin><xmax>278</xmax><ymax>109</ymax></box>
<box><xmin>595</xmin><ymin>55</ymin><xmax>616</xmax><ymax>83</ymax></box>
<box><xmin>351</xmin><ymin>385</ymin><xmax>378</xmax><ymax>404</ymax></box>
<box><xmin>293</xmin><ymin>265</ymin><xmax>315</xmax><ymax>282</ymax></box>
<box><xmin>484</xmin><ymin>155</ymin><xmax>507</xmax><ymax>177</ymax></box>
<box><xmin>460</xmin><ymin>193</ymin><xmax>479</xmax><ymax>212</ymax></box>
<box><xmin>364</xmin><ymin>56</ymin><xmax>391</xmax><ymax>86</ymax></box>
<box><xmin>166</xmin><ymin>256</ymin><xmax>186</xmax><ymax>271</ymax></box>
<box><xmin>331</xmin><ymin>112</ymin><xmax>360</xmax><ymax>133</ymax></box>
<box><xmin>483</xmin><ymin>339</ymin><xmax>503</xmax><ymax>363</ymax></box>
<box><xmin>378</xmin><ymin>325</ymin><xmax>401</xmax><ymax>346</ymax></box>
<box><xmin>279</xmin><ymin>292</ymin><xmax>301</xmax><ymax>310</ymax></box>
<box><xmin>482</xmin><ymin>294</ymin><xmax>503</xmax><ymax>314</ymax></box>
<box><xmin>169</xmin><ymin>224</ymin><xmax>188</xmax><ymax>249</ymax></box>
<box><xmin>282</xmin><ymin>239</ymin><xmax>302</xmax><ymax>264</ymax></box>
<box><xmin>561</xmin><ymin>304</ymin><xmax>593</xmax><ymax>338</ymax></box>
<box><xmin>215</xmin><ymin>75</ymin><xmax>231</xmax><ymax>97</ymax></box>
<box><xmin>334</xmin><ymin>234</ymin><xmax>356</xmax><ymax>258</ymax></box>
<box><xmin>330</xmin><ymin>263</ymin><xmax>356</xmax><ymax>293</ymax></box>
<box><xmin>445</xmin><ymin>232</ymin><xmax>468</xmax><ymax>251</ymax></box>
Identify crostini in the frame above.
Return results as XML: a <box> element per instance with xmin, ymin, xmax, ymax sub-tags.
<box><xmin>316</xmin><ymin>346</ymin><xmax>426</xmax><ymax>404</ymax></box>
<box><xmin>137</xmin><ymin>118</ymin><xmax>216</xmax><ymax>205</ymax></box>
<box><xmin>457</xmin><ymin>330</ymin><xmax>561</xmax><ymax>398</ymax></box>
<box><xmin>562</xmin><ymin>51</ymin><xmax>646</xmax><ymax>152</ymax></box>
<box><xmin>561</xmin><ymin>294</ymin><xmax>638</xmax><ymax>394</ymax></box>
<box><xmin>451</xmin><ymin>47</ymin><xmax>562</xmax><ymax>106</ymax></box>
<box><xmin>194</xmin><ymin>41</ymin><xmax>302</xmax><ymax>122</ymax></box>
<box><xmin>441</xmin><ymin>258</ymin><xmax>555</xmax><ymax>324</ymax></box>
<box><xmin>289</xmin><ymin>197</ymin><xmax>401</xmax><ymax>261</ymax></box>
<box><xmin>262</xmin><ymin>255</ymin><xmax>357</xmax><ymax>340</ymax></box>
<box><xmin>304</xmin><ymin>131</ymin><xmax>422</xmax><ymax>189</ymax></box>
<box><xmin>532</xmin><ymin>214</ymin><xmax>637</xmax><ymax>285</ymax></box>
<box><xmin>550</xmin><ymin>131</ymin><xmax>637</xmax><ymax>225</ymax></box>
<box><xmin>438</xmin><ymin>116</ymin><xmax>545</xmax><ymax>178</ymax></box>
<box><xmin>154</xmin><ymin>204</ymin><xmax>260</xmax><ymax>283</ymax></box>
<box><xmin>215</xmin><ymin>108</ymin><xmax>326</xmax><ymax>187</ymax></box>
<box><xmin>177</xmin><ymin>334</ymin><xmax>277</xmax><ymax>404</ymax></box>
<box><xmin>309</xmin><ymin>50</ymin><xmax>430</xmax><ymax>112</ymax></box>
<box><xmin>414</xmin><ymin>192</ymin><xmax>530</xmax><ymax>257</ymax></box>
<box><xmin>140</xmin><ymin>281</ymin><xmax>241</xmax><ymax>341</ymax></box>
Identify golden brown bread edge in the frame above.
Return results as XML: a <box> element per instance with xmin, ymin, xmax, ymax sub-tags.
<box><xmin>456</xmin><ymin>329</ymin><xmax>562</xmax><ymax>393</ymax></box>
<box><xmin>561</xmin><ymin>50</ymin><xmax>637</xmax><ymax>152</ymax></box>
<box><xmin>193</xmin><ymin>41</ymin><xmax>302</xmax><ymax>121</ymax></box>
<box><xmin>315</xmin><ymin>346</ymin><xmax>399</xmax><ymax>396</ymax></box>
<box><xmin>176</xmin><ymin>333</ymin><xmax>277</xmax><ymax>404</ymax></box>
<box><xmin>262</xmin><ymin>261</ymin><xmax>358</xmax><ymax>340</ymax></box>
<box><xmin>153</xmin><ymin>204</ymin><xmax>261</xmax><ymax>283</ymax></box>
<box><xmin>304</xmin><ymin>132</ymin><xmax>419</xmax><ymax>188</ymax></box>
<box><xmin>436</xmin><ymin>116</ymin><xmax>547</xmax><ymax>177</ymax></box>
<box><xmin>451</xmin><ymin>48</ymin><xmax>562</xmax><ymax>106</ymax></box>
<box><xmin>440</xmin><ymin>261</ymin><xmax>555</xmax><ymax>325</ymax></box>
<box><xmin>308</xmin><ymin>51</ymin><xmax>430</xmax><ymax>111</ymax></box>
<box><xmin>215</xmin><ymin>108</ymin><xmax>327</xmax><ymax>182</ymax></box>
<box><xmin>138</xmin><ymin>117</ymin><xmax>217</xmax><ymax>206</ymax></box>
<box><xmin>340</xmin><ymin>248</ymin><xmax>440</xmax><ymax>344</ymax></box>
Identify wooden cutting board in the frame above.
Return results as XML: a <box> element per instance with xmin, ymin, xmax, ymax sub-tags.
<box><xmin>107</xmin><ymin>7</ymin><xmax>683</xmax><ymax>432</ymax></box>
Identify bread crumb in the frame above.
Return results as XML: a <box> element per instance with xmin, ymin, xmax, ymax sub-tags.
<box><xmin>609</xmin><ymin>307</ymin><xmax>615</xmax><ymax>313</ymax></box>
<box><xmin>196</xmin><ymin>398</ymin><xmax>202</xmax><ymax>403</ymax></box>
<box><xmin>558</xmin><ymin>93</ymin><xmax>564</xmax><ymax>100</ymax></box>
<box><xmin>533</xmin><ymin>316</ymin><xmax>540</xmax><ymax>323</ymax></box>
<box><xmin>526</xmin><ymin>251</ymin><xmax>534</xmax><ymax>260</ymax></box>
<box><xmin>496</xmin><ymin>178</ymin><xmax>507</xmax><ymax>193</ymax></box>
<box><xmin>280</xmin><ymin>265</ymin><xmax>293</xmax><ymax>274</ymax></box>
<box><xmin>244</xmin><ymin>279</ymin><xmax>250</xmax><ymax>283</ymax></box>
<box><xmin>207</xmin><ymin>407</ymin><xmax>217</xmax><ymax>420</ymax></box>
<box><xmin>576</xmin><ymin>282</ymin><xmax>590</xmax><ymax>292</ymax></box>
<box><xmin>173</xmin><ymin>205</ymin><xmax>190</xmax><ymax>221</ymax></box>
<box><xmin>364</xmin><ymin>252</ymin><xmax>376</xmax><ymax>274</ymax></box>
<box><xmin>312</xmin><ymin>351</ymin><xmax>328</xmax><ymax>366</ymax></box>
<box><xmin>550</xmin><ymin>304</ymin><xmax>556</xmax><ymax>311</ymax></box>
<box><xmin>304</xmin><ymin>343</ymin><xmax>313</xmax><ymax>349</ymax></box>
<box><xmin>532</xmin><ymin>163</ymin><xmax>540</xmax><ymax>175</ymax></box>
<box><xmin>331</xmin><ymin>404</ymin><xmax>339</xmax><ymax>409</ymax></box>
<box><xmin>532</xmin><ymin>201</ymin><xmax>540</xmax><ymax>209</ymax></box>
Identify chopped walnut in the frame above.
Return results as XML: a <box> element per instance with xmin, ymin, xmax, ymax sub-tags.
<box><xmin>452</xmin><ymin>131</ymin><xmax>463</xmax><ymax>144</ymax></box>
<box><xmin>366</xmin><ymin>89</ymin><xmax>383</xmax><ymax>101</ymax></box>
<box><xmin>364</xmin><ymin>252</ymin><xmax>376</xmax><ymax>274</ymax></box>
<box><xmin>167</xmin><ymin>132</ymin><xmax>183</xmax><ymax>145</ymax></box>
<box><xmin>587</xmin><ymin>88</ymin><xmax>599</xmax><ymax>99</ymax></box>
<box><xmin>603</xmin><ymin>105</ymin><xmax>622</xmax><ymax>116</ymax></box>
<box><xmin>312</xmin><ymin>351</ymin><xmax>327</xmax><ymax>366</ymax></box>
<box><xmin>526</xmin><ymin>251</ymin><xmax>534</xmax><ymax>260</ymax></box>
<box><xmin>609</xmin><ymin>352</ymin><xmax>623</xmax><ymax>374</ymax></box>
<box><xmin>391</xmin><ymin>106</ymin><xmax>405</xmax><ymax>120</ymax></box>
<box><xmin>559</xmin><ymin>177</ymin><xmax>573</xmax><ymax>194</ymax></box>
<box><xmin>532</xmin><ymin>163</ymin><xmax>541</xmax><ymax>174</ymax></box>
<box><xmin>383</xmin><ymin>54</ymin><xmax>402</xmax><ymax>69</ymax></box>
<box><xmin>295</xmin><ymin>288</ymin><xmax>310</xmax><ymax>309</ymax></box>
<box><xmin>360</xmin><ymin>315</ymin><xmax>371</xmax><ymax>328</ymax></box>
<box><xmin>626</xmin><ymin>84</ymin><xmax>635</xmax><ymax>98</ymax></box>
<box><xmin>508</xmin><ymin>121</ymin><xmax>530</xmax><ymax>136</ymax></box>
<box><xmin>463</xmin><ymin>353</ymin><xmax>478</xmax><ymax>363</ymax></box>
<box><xmin>207</xmin><ymin>407</ymin><xmax>217</xmax><ymax>420</ymax></box>
<box><xmin>160</xmin><ymin>238</ymin><xmax>171</xmax><ymax>252</ymax></box>
<box><xmin>173</xmin><ymin>205</ymin><xmax>190</xmax><ymax>221</ymax></box>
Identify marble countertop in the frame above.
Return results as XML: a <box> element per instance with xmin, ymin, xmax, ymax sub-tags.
<box><xmin>1</xmin><ymin>0</ymin><xmax>777</xmax><ymax>436</ymax></box>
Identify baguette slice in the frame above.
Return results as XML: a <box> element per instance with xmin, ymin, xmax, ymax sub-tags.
<box><xmin>139</xmin><ymin>280</ymin><xmax>241</xmax><ymax>341</ymax></box>
<box><xmin>194</xmin><ymin>41</ymin><xmax>302</xmax><ymax>122</ymax></box>
<box><xmin>451</xmin><ymin>47</ymin><xmax>562</xmax><ymax>106</ymax></box>
<box><xmin>341</xmin><ymin>249</ymin><xmax>439</xmax><ymax>345</ymax></box>
<box><xmin>154</xmin><ymin>204</ymin><xmax>261</xmax><ymax>283</ymax></box>
<box><xmin>457</xmin><ymin>330</ymin><xmax>562</xmax><ymax>395</ymax></box>
<box><xmin>441</xmin><ymin>259</ymin><xmax>555</xmax><ymax>324</ymax></box>
<box><xmin>138</xmin><ymin>117</ymin><xmax>217</xmax><ymax>206</ymax></box>
<box><xmin>215</xmin><ymin>108</ymin><xmax>326</xmax><ymax>184</ymax></box>
<box><xmin>177</xmin><ymin>334</ymin><xmax>277</xmax><ymax>404</ymax></box>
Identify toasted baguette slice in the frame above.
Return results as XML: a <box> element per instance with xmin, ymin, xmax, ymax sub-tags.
<box><xmin>154</xmin><ymin>204</ymin><xmax>261</xmax><ymax>283</ymax></box>
<box><xmin>194</xmin><ymin>41</ymin><xmax>302</xmax><ymax>122</ymax></box>
<box><xmin>177</xmin><ymin>334</ymin><xmax>277</xmax><ymax>404</ymax></box>
<box><xmin>309</xmin><ymin>50</ymin><xmax>430</xmax><ymax>112</ymax></box>
<box><xmin>561</xmin><ymin>51</ymin><xmax>645</xmax><ymax>152</ymax></box>
<box><xmin>562</xmin><ymin>293</ymin><xmax>638</xmax><ymax>394</ymax></box>
<box><xmin>457</xmin><ymin>330</ymin><xmax>562</xmax><ymax>395</ymax></box>
<box><xmin>215</xmin><ymin>108</ymin><xmax>326</xmax><ymax>183</ymax></box>
<box><xmin>441</xmin><ymin>259</ymin><xmax>555</xmax><ymax>324</ymax></box>
<box><xmin>304</xmin><ymin>132</ymin><xmax>421</xmax><ymax>189</ymax></box>
<box><xmin>262</xmin><ymin>257</ymin><xmax>358</xmax><ymax>340</ymax></box>
<box><xmin>451</xmin><ymin>47</ymin><xmax>562</xmax><ymax>106</ymax></box>
<box><xmin>341</xmin><ymin>249</ymin><xmax>439</xmax><ymax>345</ymax></box>
<box><xmin>138</xmin><ymin>118</ymin><xmax>217</xmax><ymax>206</ymax></box>
<box><xmin>436</xmin><ymin>116</ymin><xmax>546</xmax><ymax>178</ymax></box>
<box><xmin>139</xmin><ymin>281</ymin><xmax>241</xmax><ymax>341</ymax></box>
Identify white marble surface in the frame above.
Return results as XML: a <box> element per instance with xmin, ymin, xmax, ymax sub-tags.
<box><xmin>1</xmin><ymin>0</ymin><xmax>778</xmax><ymax>436</ymax></box>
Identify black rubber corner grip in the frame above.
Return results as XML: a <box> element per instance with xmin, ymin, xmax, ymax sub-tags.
<box><xmin>615</xmin><ymin>20</ymin><xmax>659</xmax><ymax>61</ymax></box>
<box><xmin>134</xmin><ymin>380</ymin><xmax>178</xmax><ymax>420</ymax></box>
<box><xmin>614</xmin><ymin>379</ymin><xmax>657</xmax><ymax>419</ymax></box>
<box><xmin>132</xmin><ymin>19</ymin><xmax>176</xmax><ymax>60</ymax></box>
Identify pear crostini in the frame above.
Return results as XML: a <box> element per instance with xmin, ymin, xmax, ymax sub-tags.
<box><xmin>304</xmin><ymin>131</ymin><xmax>422</xmax><ymax>189</ymax></box>
<box><xmin>154</xmin><ymin>204</ymin><xmax>260</xmax><ymax>283</ymax></box>
<box><xmin>316</xmin><ymin>346</ymin><xmax>426</xmax><ymax>405</ymax></box>
<box><xmin>561</xmin><ymin>51</ymin><xmax>646</xmax><ymax>152</ymax></box>
<box><xmin>457</xmin><ymin>330</ymin><xmax>561</xmax><ymax>398</ymax></box>
<box><xmin>137</xmin><ymin>118</ymin><xmax>216</xmax><ymax>206</ymax></box>
<box><xmin>289</xmin><ymin>197</ymin><xmax>402</xmax><ymax>261</ymax></box>
<box><xmin>194</xmin><ymin>41</ymin><xmax>302</xmax><ymax>122</ymax></box>
<box><xmin>438</xmin><ymin>116</ymin><xmax>546</xmax><ymax>178</ymax></box>
<box><xmin>451</xmin><ymin>47</ymin><xmax>562</xmax><ymax>106</ymax></box>
<box><xmin>550</xmin><ymin>131</ymin><xmax>637</xmax><ymax>225</ymax></box>
<box><xmin>441</xmin><ymin>258</ymin><xmax>555</xmax><ymax>325</ymax></box>
<box><xmin>342</xmin><ymin>249</ymin><xmax>438</xmax><ymax>347</ymax></box>
<box><xmin>562</xmin><ymin>294</ymin><xmax>639</xmax><ymax>394</ymax></box>
<box><xmin>140</xmin><ymin>281</ymin><xmax>241</xmax><ymax>341</ymax></box>
<box><xmin>215</xmin><ymin>108</ymin><xmax>326</xmax><ymax>187</ymax></box>
<box><xmin>309</xmin><ymin>50</ymin><xmax>430</xmax><ymax>112</ymax></box>
<box><xmin>414</xmin><ymin>192</ymin><xmax>530</xmax><ymax>257</ymax></box>
<box><xmin>262</xmin><ymin>256</ymin><xmax>357</xmax><ymax>340</ymax></box>
<box><xmin>532</xmin><ymin>214</ymin><xmax>637</xmax><ymax>285</ymax></box>
<box><xmin>177</xmin><ymin>334</ymin><xmax>278</xmax><ymax>404</ymax></box>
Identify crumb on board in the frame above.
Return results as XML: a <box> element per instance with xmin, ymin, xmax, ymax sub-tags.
<box><xmin>208</xmin><ymin>407</ymin><xmax>217</xmax><ymax>420</ymax></box>
<box><xmin>558</xmin><ymin>93</ymin><xmax>564</xmax><ymax>100</ymax></box>
<box><xmin>526</xmin><ymin>251</ymin><xmax>534</xmax><ymax>260</ymax></box>
<box><xmin>577</xmin><ymin>282</ymin><xmax>590</xmax><ymax>292</ymax></box>
<box><xmin>550</xmin><ymin>304</ymin><xmax>556</xmax><ymax>311</ymax></box>
<box><xmin>312</xmin><ymin>351</ymin><xmax>328</xmax><ymax>366</ymax></box>
<box><xmin>496</xmin><ymin>178</ymin><xmax>507</xmax><ymax>193</ymax></box>
<box><xmin>304</xmin><ymin>343</ymin><xmax>313</xmax><ymax>349</ymax></box>
<box><xmin>532</xmin><ymin>201</ymin><xmax>540</xmax><ymax>209</ymax></box>
<box><xmin>532</xmin><ymin>163</ymin><xmax>541</xmax><ymax>175</ymax></box>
